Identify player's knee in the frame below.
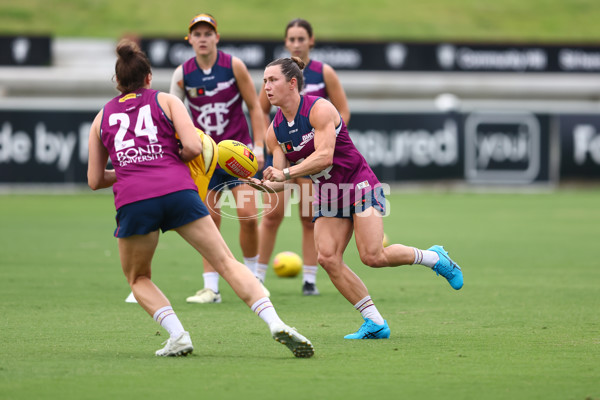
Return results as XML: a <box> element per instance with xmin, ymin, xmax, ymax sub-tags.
<box><xmin>317</xmin><ymin>252</ymin><xmax>341</xmax><ymax>271</ymax></box>
<box><xmin>360</xmin><ymin>251</ymin><xmax>387</xmax><ymax>268</ymax></box>
<box><xmin>261</xmin><ymin>210</ymin><xmax>284</xmax><ymax>227</ymax></box>
<box><xmin>239</xmin><ymin>217</ymin><xmax>257</xmax><ymax>232</ymax></box>
<box><xmin>214</xmin><ymin>257</ymin><xmax>235</xmax><ymax>277</ymax></box>
<box><xmin>128</xmin><ymin>273</ymin><xmax>150</xmax><ymax>286</ymax></box>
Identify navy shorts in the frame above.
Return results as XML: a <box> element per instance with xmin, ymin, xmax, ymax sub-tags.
<box><xmin>114</xmin><ymin>189</ymin><xmax>209</xmax><ymax>238</ymax></box>
<box><xmin>313</xmin><ymin>186</ymin><xmax>386</xmax><ymax>221</ymax></box>
<box><xmin>208</xmin><ymin>168</ymin><xmax>245</xmax><ymax>192</ymax></box>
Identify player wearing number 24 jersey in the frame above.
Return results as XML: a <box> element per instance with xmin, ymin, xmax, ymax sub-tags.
<box><xmin>87</xmin><ymin>39</ymin><xmax>314</xmax><ymax>358</ymax></box>
<box><xmin>100</xmin><ymin>88</ymin><xmax>197</xmax><ymax>210</ymax></box>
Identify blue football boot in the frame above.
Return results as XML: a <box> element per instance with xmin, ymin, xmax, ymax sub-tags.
<box><xmin>344</xmin><ymin>317</ymin><xmax>390</xmax><ymax>339</ymax></box>
<box><xmin>428</xmin><ymin>245</ymin><xmax>463</xmax><ymax>290</ymax></box>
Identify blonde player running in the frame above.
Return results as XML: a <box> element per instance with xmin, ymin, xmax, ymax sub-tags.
<box><xmin>170</xmin><ymin>14</ymin><xmax>268</xmax><ymax>304</ymax></box>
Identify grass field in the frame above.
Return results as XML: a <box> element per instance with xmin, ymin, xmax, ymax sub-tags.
<box><xmin>1</xmin><ymin>0</ymin><xmax>600</xmax><ymax>42</ymax></box>
<box><xmin>1</xmin><ymin>1</ymin><xmax>599</xmax><ymax>398</ymax></box>
<box><xmin>0</xmin><ymin>189</ymin><xmax>599</xmax><ymax>400</ymax></box>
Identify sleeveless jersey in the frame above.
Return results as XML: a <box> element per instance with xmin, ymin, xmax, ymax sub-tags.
<box><xmin>301</xmin><ymin>60</ymin><xmax>328</xmax><ymax>98</ymax></box>
<box><xmin>272</xmin><ymin>95</ymin><xmax>380</xmax><ymax>207</ymax></box>
<box><xmin>100</xmin><ymin>88</ymin><xmax>197</xmax><ymax>210</ymax></box>
<box><xmin>182</xmin><ymin>51</ymin><xmax>251</xmax><ymax>146</ymax></box>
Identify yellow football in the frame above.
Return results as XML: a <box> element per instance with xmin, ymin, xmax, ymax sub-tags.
<box><xmin>217</xmin><ymin>140</ymin><xmax>258</xmax><ymax>179</ymax></box>
<box><xmin>273</xmin><ymin>251</ymin><xmax>302</xmax><ymax>278</ymax></box>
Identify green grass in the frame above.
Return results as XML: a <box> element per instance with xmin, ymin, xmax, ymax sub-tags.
<box><xmin>0</xmin><ymin>189</ymin><xmax>599</xmax><ymax>399</ymax></box>
<box><xmin>1</xmin><ymin>0</ymin><xmax>600</xmax><ymax>42</ymax></box>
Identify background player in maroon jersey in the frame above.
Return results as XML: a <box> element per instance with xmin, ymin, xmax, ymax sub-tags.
<box><xmin>170</xmin><ymin>14</ymin><xmax>268</xmax><ymax>303</ymax></box>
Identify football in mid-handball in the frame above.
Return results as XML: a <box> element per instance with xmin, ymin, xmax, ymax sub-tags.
<box><xmin>217</xmin><ymin>140</ymin><xmax>258</xmax><ymax>178</ymax></box>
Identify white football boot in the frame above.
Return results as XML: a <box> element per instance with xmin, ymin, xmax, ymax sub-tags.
<box><xmin>186</xmin><ymin>288</ymin><xmax>222</xmax><ymax>304</ymax></box>
<box><xmin>270</xmin><ymin>322</ymin><xmax>314</xmax><ymax>358</ymax></box>
<box><xmin>155</xmin><ymin>332</ymin><xmax>194</xmax><ymax>357</ymax></box>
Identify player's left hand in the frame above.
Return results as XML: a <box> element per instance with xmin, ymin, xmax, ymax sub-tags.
<box><xmin>240</xmin><ymin>177</ymin><xmax>275</xmax><ymax>193</ymax></box>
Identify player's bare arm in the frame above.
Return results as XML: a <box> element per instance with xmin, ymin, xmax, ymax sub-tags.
<box><xmin>87</xmin><ymin>110</ymin><xmax>116</xmax><ymax>190</ymax></box>
<box><xmin>169</xmin><ymin>65</ymin><xmax>186</xmax><ymax>101</ymax></box>
<box><xmin>158</xmin><ymin>93</ymin><xmax>202</xmax><ymax>162</ymax></box>
<box><xmin>323</xmin><ymin>64</ymin><xmax>350</xmax><ymax>124</ymax></box>
<box><xmin>283</xmin><ymin>99</ymin><xmax>336</xmax><ymax>179</ymax></box>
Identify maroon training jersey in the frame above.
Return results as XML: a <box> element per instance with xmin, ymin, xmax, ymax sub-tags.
<box><xmin>272</xmin><ymin>95</ymin><xmax>380</xmax><ymax>207</ymax></box>
<box><xmin>100</xmin><ymin>88</ymin><xmax>197</xmax><ymax>209</ymax></box>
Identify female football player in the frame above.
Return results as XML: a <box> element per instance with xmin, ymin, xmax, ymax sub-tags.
<box><xmin>256</xmin><ymin>19</ymin><xmax>350</xmax><ymax>296</ymax></box>
<box><xmin>169</xmin><ymin>13</ymin><xmax>268</xmax><ymax>303</ymax></box>
<box><xmin>88</xmin><ymin>39</ymin><xmax>313</xmax><ymax>357</ymax></box>
<box><xmin>251</xmin><ymin>57</ymin><xmax>463</xmax><ymax>339</ymax></box>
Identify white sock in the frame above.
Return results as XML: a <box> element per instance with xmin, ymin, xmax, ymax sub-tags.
<box><xmin>153</xmin><ymin>306</ymin><xmax>185</xmax><ymax>338</ymax></box>
<box><xmin>302</xmin><ymin>265</ymin><xmax>318</xmax><ymax>284</ymax></box>
<box><xmin>251</xmin><ymin>297</ymin><xmax>283</xmax><ymax>328</ymax></box>
<box><xmin>256</xmin><ymin>262</ymin><xmax>268</xmax><ymax>283</ymax></box>
<box><xmin>244</xmin><ymin>255</ymin><xmax>259</xmax><ymax>275</ymax></box>
<box><xmin>354</xmin><ymin>295</ymin><xmax>385</xmax><ymax>325</ymax></box>
<box><xmin>203</xmin><ymin>272</ymin><xmax>220</xmax><ymax>293</ymax></box>
<box><xmin>412</xmin><ymin>248</ymin><xmax>439</xmax><ymax>268</ymax></box>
